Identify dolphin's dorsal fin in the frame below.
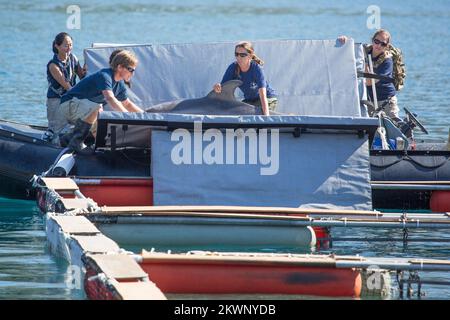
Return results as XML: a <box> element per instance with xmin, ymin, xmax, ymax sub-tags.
<box><xmin>207</xmin><ymin>80</ymin><xmax>243</xmax><ymax>101</ymax></box>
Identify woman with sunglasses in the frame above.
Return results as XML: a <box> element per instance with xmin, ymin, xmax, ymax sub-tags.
<box><xmin>213</xmin><ymin>41</ymin><xmax>277</xmax><ymax>115</ymax></box>
<box><xmin>57</xmin><ymin>50</ymin><xmax>144</xmax><ymax>153</ymax></box>
<box><xmin>46</xmin><ymin>32</ymin><xmax>86</xmax><ymax>135</ymax></box>
<box><xmin>338</xmin><ymin>29</ymin><xmax>401</xmax><ymax>123</ymax></box>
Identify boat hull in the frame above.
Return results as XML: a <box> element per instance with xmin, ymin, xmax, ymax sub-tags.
<box><xmin>0</xmin><ymin>120</ymin><xmax>151</xmax><ymax>200</ymax></box>
<box><xmin>371</xmin><ymin>149</ymin><xmax>450</xmax><ymax>211</ymax></box>
<box><xmin>0</xmin><ymin>134</ymin><xmax>61</xmax><ymax>199</ymax></box>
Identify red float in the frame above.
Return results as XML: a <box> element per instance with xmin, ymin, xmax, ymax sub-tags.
<box><xmin>77</xmin><ymin>178</ymin><xmax>153</xmax><ymax>206</ymax></box>
<box><xmin>140</xmin><ymin>258</ymin><xmax>362</xmax><ymax>297</ymax></box>
<box><xmin>430</xmin><ymin>190</ymin><xmax>450</xmax><ymax>212</ymax></box>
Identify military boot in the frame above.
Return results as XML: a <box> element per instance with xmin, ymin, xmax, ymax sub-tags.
<box><xmin>60</xmin><ymin>119</ymin><xmax>94</xmax><ymax>154</ymax></box>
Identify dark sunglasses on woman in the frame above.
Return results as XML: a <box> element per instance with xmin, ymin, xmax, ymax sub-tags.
<box><xmin>235</xmin><ymin>52</ymin><xmax>249</xmax><ymax>58</ymax></box>
<box><xmin>373</xmin><ymin>38</ymin><xmax>388</xmax><ymax>47</ymax></box>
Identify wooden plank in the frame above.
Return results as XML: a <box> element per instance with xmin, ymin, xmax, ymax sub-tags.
<box><xmin>71</xmin><ymin>235</ymin><xmax>120</xmax><ymax>254</ymax></box>
<box><xmin>341</xmin><ymin>218</ymin><xmax>450</xmax><ymax>224</ymax></box>
<box><xmin>41</xmin><ymin>177</ymin><xmax>79</xmax><ymax>191</ymax></box>
<box><xmin>88</xmin><ymin>254</ymin><xmax>148</xmax><ymax>280</ymax></box>
<box><xmin>60</xmin><ymin>198</ymin><xmax>91</xmax><ymax>210</ymax></box>
<box><xmin>90</xmin><ymin>210</ymin><xmax>313</xmax><ymax>221</ymax></box>
<box><xmin>101</xmin><ymin>205</ymin><xmax>381</xmax><ymax>216</ymax></box>
<box><xmin>85</xmin><ymin>209</ymin><xmax>448</xmax><ymax>224</ymax></box>
<box><xmin>409</xmin><ymin>259</ymin><xmax>450</xmax><ymax>265</ymax></box>
<box><xmin>334</xmin><ymin>256</ymin><xmax>366</xmax><ymax>261</ymax></box>
<box><xmin>114</xmin><ymin>282</ymin><xmax>167</xmax><ymax>300</ymax></box>
<box><xmin>52</xmin><ymin>215</ymin><xmax>100</xmax><ymax>234</ymax></box>
<box><xmin>140</xmin><ymin>251</ymin><xmax>338</xmax><ymax>267</ymax></box>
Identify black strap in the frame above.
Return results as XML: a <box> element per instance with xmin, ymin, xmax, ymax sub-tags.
<box><xmin>357</xmin><ymin>70</ymin><xmax>395</xmax><ymax>83</ymax></box>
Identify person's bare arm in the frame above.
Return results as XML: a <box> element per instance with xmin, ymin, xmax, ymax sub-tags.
<box><xmin>76</xmin><ymin>63</ymin><xmax>87</xmax><ymax>79</ymax></box>
<box><xmin>102</xmin><ymin>90</ymin><xmax>128</xmax><ymax>112</ymax></box>
<box><xmin>122</xmin><ymin>98</ymin><xmax>144</xmax><ymax>112</ymax></box>
<box><xmin>258</xmin><ymin>87</ymin><xmax>269</xmax><ymax>116</ymax></box>
<box><xmin>49</xmin><ymin>63</ymin><xmax>72</xmax><ymax>90</ymax></box>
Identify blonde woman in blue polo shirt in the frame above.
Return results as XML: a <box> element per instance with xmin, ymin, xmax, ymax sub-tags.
<box><xmin>59</xmin><ymin>50</ymin><xmax>144</xmax><ymax>153</ymax></box>
<box><xmin>213</xmin><ymin>41</ymin><xmax>277</xmax><ymax>116</ymax></box>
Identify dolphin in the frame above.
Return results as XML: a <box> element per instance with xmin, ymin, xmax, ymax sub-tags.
<box><xmin>145</xmin><ymin>80</ymin><xmax>268</xmax><ymax>115</ymax></box>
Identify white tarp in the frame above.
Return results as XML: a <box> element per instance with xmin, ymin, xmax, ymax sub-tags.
<box><xmin>85</xmin><ymin>40</ymin><xmax>374</xmax><ymax>210</ymax></box>
<box><xmin>84</xmin><ymin>39</ymin><xmax>360</xmax><ymax>116</ymax></box>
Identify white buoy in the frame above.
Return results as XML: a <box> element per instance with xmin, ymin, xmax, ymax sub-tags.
<box><xmin>52</xmin><ymin>153</ymin><xmax>75</xmax><ymax>176</ymax></box>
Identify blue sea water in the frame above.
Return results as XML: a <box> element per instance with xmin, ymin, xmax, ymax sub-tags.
<box><xmin>0</xmin><ymin>0</ymin><xmax>449</xmax><ymax>299</ymax></box>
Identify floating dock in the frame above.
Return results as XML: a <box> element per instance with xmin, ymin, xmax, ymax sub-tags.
<box><xmin>36</xmin><ymin>177</ymin><xmax>450</xmax><ymax>299</ymax></box>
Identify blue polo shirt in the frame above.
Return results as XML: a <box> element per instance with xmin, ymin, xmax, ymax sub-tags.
<box><xmin>221</xmin><ymin>61</ymin><xmax>276</xmax><ymax>101</ymax></box>
<box><xmin>367</xmin><ymin>54</ymin><xmax>396</xmax><ymax>101</ymax></box>
<box><xmin>61</xmin><ymin>68</ymin><xmax>128</xmax><ymax>105</ymax></box>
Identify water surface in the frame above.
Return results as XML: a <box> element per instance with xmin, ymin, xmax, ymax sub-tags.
<box><xmin>0</xmin><ymin>0</ymin><xmax>449</xmax><ymax>299</ymax></box>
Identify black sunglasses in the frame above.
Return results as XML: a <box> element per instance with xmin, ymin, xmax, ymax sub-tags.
<box><xmin>235</xmin><ymin>52</ymin><xmax>249</xmax><ymax>58</ymax></box>
<box><xmin>373</xmin><ymin>38</ymin><xmax>388</xmax><ymax>47</ymax></box>
<box><xmin>126</xmin><ymin>66</ymin><xmax>136</xmax><ymax>73</ymax></box>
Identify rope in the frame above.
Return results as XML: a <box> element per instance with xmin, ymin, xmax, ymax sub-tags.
<box><xmin>370</xmin><ymin>157</ymin><xmax>404</xmax><ymax>168</ymax></box>
<box><xmin>377</xmin><ymin>126</ymin><xmax>389</xmax><ymax>150</ymax></box>
<box><xmin>404</xmin><ymin>154</ymin><xmax>449</xmax><ymax>169</ymax></box>
<box><xmin>370</xmin><ymin>154</ymin><xmax>450</xmax><ymax>170</ymax></box>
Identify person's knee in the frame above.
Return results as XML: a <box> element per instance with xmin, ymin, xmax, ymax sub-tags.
<box><xmin>80</xmin><ymin>103</ymin><xmax>101</xmax><ymax>124</ymax></box>
<box><xmin>268</xmin><ymin>99</ymin><xmax>278</xmax><ymax>112</ymax></box>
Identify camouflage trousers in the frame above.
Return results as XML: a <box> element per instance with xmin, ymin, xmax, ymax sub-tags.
<box><xmin>245</xmin><ymin>97</ymin><xmax>278</xmax><ymax>112</ymax></box>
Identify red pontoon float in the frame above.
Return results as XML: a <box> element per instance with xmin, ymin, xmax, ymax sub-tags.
<box><xmin>137</xmin><ymin>251</ymin><xmax>362</xmax><ymax>297</ymax></box>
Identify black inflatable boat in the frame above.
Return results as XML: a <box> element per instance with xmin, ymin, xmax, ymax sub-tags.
<box><xmin>0</xmin><ymin>119</ymin><xmax>151</xmax><ymax>200</ymax></box>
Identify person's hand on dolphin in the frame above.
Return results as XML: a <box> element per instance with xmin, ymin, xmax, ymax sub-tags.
<box><xmin>337</xmin><ymin>35</ymin><xmax>348</xmax><ymax>44</ymax></box>
<box><xmin>213</xmin><ymin>83</ymin><xmax>222</xmax><ymax>93</ymax></box>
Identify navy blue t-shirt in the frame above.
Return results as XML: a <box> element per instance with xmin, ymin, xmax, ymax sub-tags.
<box><xmin>367</xmin><ymin>53</ymin><xmax>396</xmax><ymax>101</ymax></box>
<box><xmin>221</xmin><ymin>61</ymin><xmax>276</xmax><ymax>101</ymax></box>
<box><xmin>61</xmin><ymin>68</ymin><xmax>128</xmax><ymax>105</ymax></box>
<box><xmin>46</xmin><ymin>53</ymin><xmax>80</xmax><ymax>99</ymax></box>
